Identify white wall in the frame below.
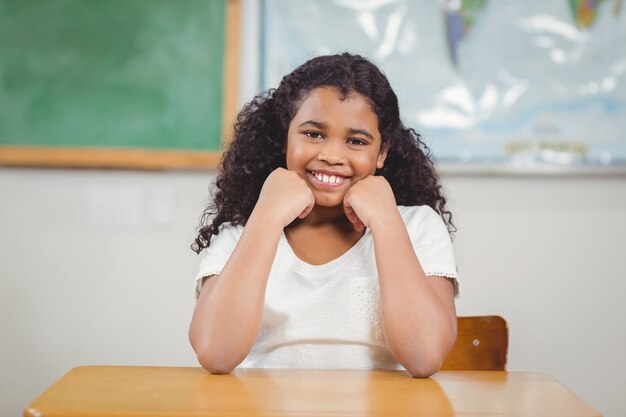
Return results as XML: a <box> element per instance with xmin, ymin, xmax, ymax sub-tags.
<box><xmin>1</xmin><ymin>169</ymin><xmax>625</xmax><ymax>416</ymax></box>
<box><xmin>0</xmin><ymin>169</ymin><xmax>210</xmax><ymax>415</ymax></box>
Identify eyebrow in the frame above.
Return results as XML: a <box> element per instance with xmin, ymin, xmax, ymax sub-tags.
<box><xmin>298</xmin><ymin>120</ymin><xmax>375</xmax><ymax>140</ymax></box>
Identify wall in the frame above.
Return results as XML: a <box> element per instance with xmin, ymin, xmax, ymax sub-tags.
<box><xmin>0</xmin><ymin>169</ymin><xmax>208</xmax><ymax>415</ymax></box>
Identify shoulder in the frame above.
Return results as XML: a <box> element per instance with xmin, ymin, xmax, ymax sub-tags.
<box><xmin>397</xmin><ymin>205</ymin><xmax>450</xmax><ymax>240</ymax></box>
<box><xmin>199</xmin><ymin>222</ymin><xmax>244</xmax><ymax>255</ymax></box>
<box><xmin>194</xmin><ymin>222</ymin><xmax>244</xmax><ymax>299</ymax></box>
<box><xmin>216</xmin><ymin>222</ymin><xmax>244</xmax><ymax>238</ymax></box>
<box><xmin>397</xmin><ymin>205</ymin><xmax>458</xmax><ymax>286</ymax></box>
<box><xmin>398</xmin><ymin>205</ymin><xmax>443</xmax><ymax>226</ymax></box>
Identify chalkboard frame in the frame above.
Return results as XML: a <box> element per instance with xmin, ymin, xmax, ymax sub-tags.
<box><xmin>0</xmin><ymin>0</ymin><xmax>240</xmax><ymax>170</ymax></box>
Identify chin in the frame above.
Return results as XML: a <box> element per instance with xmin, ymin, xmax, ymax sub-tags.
<box><xmin>313</xmin><ymin>197</ymin><xmax>343</xmax><ymax>209</ymax></box>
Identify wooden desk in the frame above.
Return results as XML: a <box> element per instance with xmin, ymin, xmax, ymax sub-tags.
<box><xmin>24</xmin><ymin>366</ymin><xmax>600</xmax><ymax>417</ymax></box>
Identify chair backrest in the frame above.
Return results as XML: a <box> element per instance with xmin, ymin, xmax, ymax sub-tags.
<box><xmin>441</xmin><ymin>316</ymin><xmax>508</xmax><ymax>371</ymax></box>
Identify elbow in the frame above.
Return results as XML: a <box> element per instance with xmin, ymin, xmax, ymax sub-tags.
<box><xmin>197</xmin><ymin>354</ymin><xmax>237</xmax><ymax>375</ymax></box>
<box><xmin>193</xmin><ymin>342</ymin><xmax>240</xmax><ymax>374</ymax></box>
<box><xmin>189</xmin><ymin>331</ymin><xmax>239</xmax><ymax>375</ymax></box>
<box><xmin>402</xmin><ymin>335</ymin><xmax>456</xmax><ymax>378</ymax></box>
<box><xmin>405</xmin><ymin>358</ymin><xmax>443</xmax><ymax>378</ymax></box>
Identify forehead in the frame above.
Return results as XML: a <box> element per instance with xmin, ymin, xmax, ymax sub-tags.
<box><xmin>291</xmin><ymin>87</ymin><xmax>379</xmax><ymax>131</ymax></box>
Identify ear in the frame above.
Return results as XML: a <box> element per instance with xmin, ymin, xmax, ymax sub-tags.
<box><xmin>376</xmin><ymin>144</ymin><xmax>388</xmax><ymax>169</ymax></box>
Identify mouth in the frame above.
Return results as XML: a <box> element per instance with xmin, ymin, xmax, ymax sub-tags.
<box><xmin>307</xmin><ymin>170</ymin><xmax>350</xmax><ymax>186</ymax></box>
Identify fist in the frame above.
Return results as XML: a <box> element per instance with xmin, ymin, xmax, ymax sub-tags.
<box><xmin>257</xmin><ymin>168</ymin><xmax>315</xmax><ymax>227</ymax></box>
<box><xmin>343</xmin><ymin>176</ymin><xmax>397</xmax><ymax>232</ymax></box>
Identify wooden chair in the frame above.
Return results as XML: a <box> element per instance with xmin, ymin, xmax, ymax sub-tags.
<box><xmin>441</xmin><ymin>316</ymin><xmax>508</xmax><ymax>371</ymax></box>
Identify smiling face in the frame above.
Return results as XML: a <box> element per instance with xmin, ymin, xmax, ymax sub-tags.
<box><xmin>285</xmin><ymin>86</ymin><xmax>387</xmax><ymax>209</ymax></box>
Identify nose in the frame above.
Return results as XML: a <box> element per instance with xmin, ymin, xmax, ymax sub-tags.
<box><xmin>317</xmin><ymin>138</ymin><xmax>346</xmax><ymax>165</ymax></box>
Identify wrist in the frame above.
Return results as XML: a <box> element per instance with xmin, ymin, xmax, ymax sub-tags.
<box><xmin>368</xmin><ymin>207</ymin><xmax>404</xmax><ymax>236</ymax></box>
<box><xmin>248</xmin><ymin>204</ymin><xmax>286</xmax><ymax>234</ymax></box>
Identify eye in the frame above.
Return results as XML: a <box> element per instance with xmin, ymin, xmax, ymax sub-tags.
<box><xmin>347</xmin><ymin>138</ymin><xmax>367</xmax><ymax>146</ymax></box>
<box><xmin>304</xmin><ymin>131</ymin><xmax>324</xmax><ymax>140</ymax></box>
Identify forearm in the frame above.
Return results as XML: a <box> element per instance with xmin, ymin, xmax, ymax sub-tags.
<box><xmin>371</xmin><ymin>212</ymin><xmax>457</xmax><ymax>377</ymax></box>
<box><xmin>189</xmin><ymin>209</ymin><xmax>283</xmax><ymax>373</ymax></box>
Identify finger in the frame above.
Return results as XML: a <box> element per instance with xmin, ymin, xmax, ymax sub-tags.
<box><xmin>344</xmin><ymin>205</ymin><xmax>365</xmax><ymax>232</ymax></box>
<box><xmin>298</xmin><ymin>204</ymin><xmax>313</xmax><ymax>219</ymax></box>
<box><xmin>298</xmin><ymin>194</ymin><xmax>315</xmax><ymax>219</ymax></box>
<box><xmin>343</xmin><ymin>203</ymin><xmax>358</xmax><ymax>224</ymax></box>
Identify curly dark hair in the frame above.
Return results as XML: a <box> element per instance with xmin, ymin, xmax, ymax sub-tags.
<box><xmin>192</xmin><ymin>53</ymin><xmax>454</xmax><ymax>253</ymax></box>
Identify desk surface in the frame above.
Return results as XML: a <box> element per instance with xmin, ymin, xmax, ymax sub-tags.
<box><xmin>24</xmin><ymin>366</ymin><xmax>600</xmax><ymax>417</ymax></box>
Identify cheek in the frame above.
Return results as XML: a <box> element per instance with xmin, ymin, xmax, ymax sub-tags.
<box><xmin>285</xmin><ymin>141</ymin><xmax>307</xmax><ymax>170</ymax></box>
<box><xmin>353</xmin><ymin>152</ymin><xmax>382</xmax><ymax>175</ymax></box>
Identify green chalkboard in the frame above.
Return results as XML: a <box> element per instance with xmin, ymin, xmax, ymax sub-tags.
<box><xmin>0</xmin><ymin>0</ymin><xmax>226</xmax><ymax>158</ymax></box>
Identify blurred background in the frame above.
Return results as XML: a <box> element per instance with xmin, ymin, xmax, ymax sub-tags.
<box><xmin>1</xmin><ymin>0</ymin><xmax>625</xmax><ymax>416</ymax></box>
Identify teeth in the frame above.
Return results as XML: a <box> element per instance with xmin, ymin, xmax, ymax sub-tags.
<box><xmin>312</xmin><ymin>172</ymin><xmax>344</xmax><ymax>184</ymax></box>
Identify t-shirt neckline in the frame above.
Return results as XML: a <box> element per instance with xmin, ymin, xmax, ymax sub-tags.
<box><xmin>279</xmin><ymin>228</ymin><xmax>372</xmax><ymax>275</ymax></box>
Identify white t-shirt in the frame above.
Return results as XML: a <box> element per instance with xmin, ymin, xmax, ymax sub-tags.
<box><xmin>194</xmin><ymin>205</ymin><xmax>458</xmax><ymax>370</ymax></box>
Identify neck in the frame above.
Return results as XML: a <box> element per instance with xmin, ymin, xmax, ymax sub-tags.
<box><xmin>297</xmin><ymin>204</ymin><xmax>349</xmax><ymax>227</ymax></box>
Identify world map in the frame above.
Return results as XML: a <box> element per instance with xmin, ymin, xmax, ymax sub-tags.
<box><xmin>263</xmin><ymin>0</ymin><xmax>626</xmax><ymax>166</ymax></box>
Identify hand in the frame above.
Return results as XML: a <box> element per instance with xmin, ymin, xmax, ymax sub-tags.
<box><xmin>343</xmin><ymin>176</ymin><xmax>397</xmax><ymax>232</ymax></box>
<box><xmin>255</xmin><ymin>168</ymin><xmax>315</xmax><ymax>228</ymax></box>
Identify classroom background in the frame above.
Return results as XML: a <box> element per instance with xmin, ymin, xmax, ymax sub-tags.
<box><xmin>1</xmin><ymin>1</ymin><xmax>625</xmax><ymax>416</ymax></box>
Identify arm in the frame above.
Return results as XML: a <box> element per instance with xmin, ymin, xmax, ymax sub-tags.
<box><xmin>371</xmin><ymin>211</ymin><xmax>457</xmax><ymax>377</ymax></box>
<box><xmin>344</xmin><ymin>177</ymin><xmax>457</xmax><ymax>377</ymax></box>
<box><xmin>189</xmin><ymin>168</ymin><xmax>314</xmax><ymax>374</ymax></box>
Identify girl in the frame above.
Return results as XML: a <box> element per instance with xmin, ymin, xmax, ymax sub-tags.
<box><xmin>189</xmin><ymin>53</ymin><xmax>458</xmax><ymax>377</ymax></box>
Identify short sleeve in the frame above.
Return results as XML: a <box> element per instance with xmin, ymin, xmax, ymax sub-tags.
<box><xmin>193</xmin><ymin>223</ymin><xmax>243</xmax><ymax>300</ymax></box>
<box><xmin>400</xmin><ymin>206</ymin><xmax>459</xmax><ymax>296</ymax></box>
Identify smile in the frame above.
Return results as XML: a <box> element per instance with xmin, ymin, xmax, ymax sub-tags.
<box><xmin>308</xmin><ymin>170</ymin><xmax>348</xmax><ymax>186</ymax></box>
